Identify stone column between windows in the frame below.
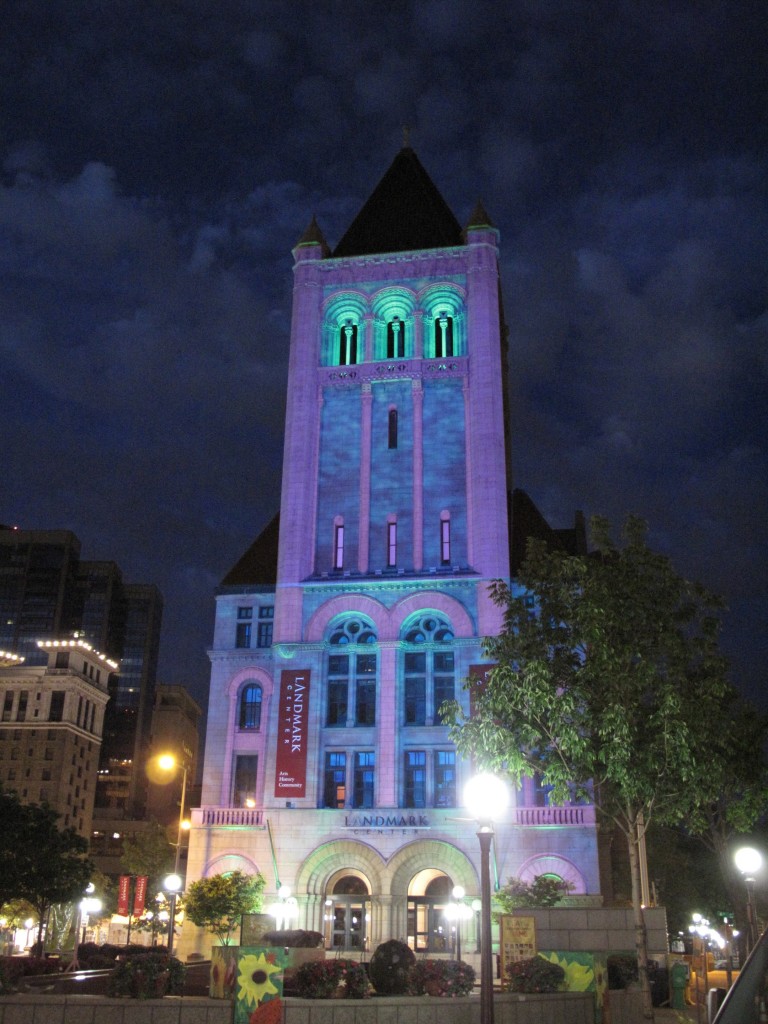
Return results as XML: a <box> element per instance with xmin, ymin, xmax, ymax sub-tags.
<box><xmin>358</xmin><ymin>384</ymin><xmax>373</xmax><ymax>573</ymax></box>
<box><xmin>412</xmin><ymin>379</ymin><xmax>424</xmax><ymax>571</ymax></box>
<box><xmin>462</xmin><ymin>376</ymin><xmax>473</xmax><ymax>567</ymax></box>
<box><xmin>413</xmin><ymin>310</ymin><xmax>424</xmax><ymax>359</ymax></box>
<box><xmin>376</xmin><ymin>643</ymin><xmax>397</xmax><ymax>805</ymax></box>
<box><xmin>371</xmin><ymin>894</ymin><xmax>393</xmax><ymax>950</ymax></box>
<box><xmin>363</xmin><ymin>313</ymin><xmax>374</xmax><ymax>362</ymax></box>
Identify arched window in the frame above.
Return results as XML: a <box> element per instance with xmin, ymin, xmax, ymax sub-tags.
<box><xmin>340</xmin><ymin>322</ymin><xmax>358</xmax><ymax>365</ymax></box>
<box><xmin>386</xmin><ymin>317</ymin><xmax>405</xmax><ymax>358</ymax></box>
<box><xmin>325</xmin><ymin>618</ymin><xmax>378</xmax><ymax>733</ymax></box>
<box><xmin>402</xmin><ymin>615</ymin><xmax>455</xmax><ymax>727</ymax></box>
<box><xmin>434</xmin><ymin>312</ymin><xmax>454</xmax><ymax>357</ymax></box>
<box><xmin>238</xmin><ymin>683</ymin><xmax>263</xmax><ymax>730</ymax></box>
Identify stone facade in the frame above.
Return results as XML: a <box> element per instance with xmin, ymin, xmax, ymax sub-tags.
<box><xmin>182</xmin><ymin>149</ymin><xmax>601</xmax><ymax>959</ymax></box>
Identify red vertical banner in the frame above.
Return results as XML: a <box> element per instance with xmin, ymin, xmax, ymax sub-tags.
<box><xmin>133</xmin><ymin>875</ymin><xmax>148</xmax><ymax>917</ymax></box>
<box><xmin>469</xmin><ymin>663</ymin><xmax>495</xmax><ymax>715</ymax></box>
<box><xmin>117</xmin><ymin>875</ymin><xmax>131</xmax><ymax>916</ymax></box>
<box><xmin>274</xmin><ymin>669</ymin><xmax>311</xmax><ymax>798</ymax></box>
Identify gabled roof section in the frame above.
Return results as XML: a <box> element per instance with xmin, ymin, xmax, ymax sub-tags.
<box><xmin>332</xmin><ymin>147</ymin><xmax>464</xmax><ymax>258</ymax></box>
<box><xmin>220</xmin><ymin>513</ymin><xmax>279</xmax><ymax>587</ymax></box>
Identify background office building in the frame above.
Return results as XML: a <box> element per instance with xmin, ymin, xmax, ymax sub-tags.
<box><xmin>0</xmin><ymin>526</ymin><xmax>163</xmax><ymax>817</ymax></box>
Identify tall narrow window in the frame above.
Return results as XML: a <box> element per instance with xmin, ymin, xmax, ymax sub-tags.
<box><xmin>340</xmin><ymin>322</ymin><xmax>358</xmax><ymax>365</ymax></box>
<box><xmin>404</xmin><ymin>653</ymin><xmax>427</xmax><ymax>725</ymax></box>
<box><xmin>434</xmin><ymin>751</ymin><xmax>456</xmax><ymax>807</ymax></box>
<box><xmin>355</xmin><ymin>655</ymin><xmax>377</xmax><ymax>725</ymax></box>
<box><xmin>232</xmin><ymin>755</ymin><xmax>258</xmax><ymax>807</ymax></box>
<box><xmin>387</xmin><ymin>521</ymin><xmax>397</xmax><ymax>567</ymax></box>
<box><xmin>257</xmin><ymin>606</ymin><xmax>274</xmax><ymax>648</ymax></box>
<box><xmin>435</xmin><ymin>313</ymin><xmax>454</xmax><ymax>357</ymax></box>
<box><xmin>386</xmin><ymin>317</ymin><xmax>404</xmax><ymax>358</ymax></box>
<box><xmin>236</xmin><ymin>622</ymin><xmax>252</xmax><ymax>648</ymax></box>
<box><xmin>239</xmin><ymin>684</ymin><xmax>263</xmax><ymax>730</ymax></box>
<box><xmin>432</xmin><ymin>652</ymin><xmax>455</xmax><ymax>715</ymax></box>
<box><xmin>327</xmin><ymin>655</ymin><xmax>349</xmax><ymax>726</ymax></box>
<box><xmin>388</xmin><ymin>408</ymin><xmax>398</xmax><ymax>449</ymax></box>
<box><xmin>17</xmin><ymin>692</ymin><xmax>28</xmax><ymax>722</ymax></box>
<box><xmin>440</xmin><ymin>515</ymin><xmax>451</xmax><ymax>564</ymax></box>
<box><xmin>324</xmin><ymin>752</ymin><xmax>346</xmax><ymax>808</ymax></box>
<box><xmin>404</xmin><ymin>750</ymin><xmax>427</xmax><ymax>807</ymax></box>
<box><xmin>334</xmin><ymin>522</ymin><xmax>344</xmax><ymax>570</ymax></box>
<box><xmin>353</xmin><ymin>752</ymin><xmax>375</xmax><ymax>808</ymax></box>
<box><xmin>49</xmin><ymin>691</ymin><xmax>65</xmax><ymax>723</ymax></box>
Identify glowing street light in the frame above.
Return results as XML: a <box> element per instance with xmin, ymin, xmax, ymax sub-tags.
<box><xmin>464</xmin><ymin>773</ymin><xmax>509</xmax><ymax>1024</ymax></box>
<box><xmin>734</xmin><ymin>847</ymin><xmax>763</xmax><ymax>956</ymax></box>
<box><xmin>163</xmin><ymin>873</ymin><xmax>183</xmax><ymax>956</ymax></box>
<box><xmin>157</xmin><ymin>754</ymin><xmax>189</xmax><ymax>877</ymax></box>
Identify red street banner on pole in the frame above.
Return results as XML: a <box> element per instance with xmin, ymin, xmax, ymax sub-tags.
<box><xmin>133</xmin><ymin>875</ymin><xmax>148</xmax><ymax>917</ymax></box>
<box><xmin>117</xmin><ymin>875</ymin><xmax>131</xmax><ymax>916</ymax></box>
<box><xmin>274</xmin><ymin>669</ymin><xmax>311</xmax><ymax>798</ymax></box>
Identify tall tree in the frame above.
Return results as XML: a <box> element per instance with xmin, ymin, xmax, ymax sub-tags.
<box><xmin>684</xmin><ymin>697</ymin><xmax>768</xmax><ymax>959</ymax></box>
<box><xmin>184</xmin><ymin>871</ymin><xmax>266</xmax><ymax>946</ymax></box>
<box><xmin>0</xmin><ymin>789</ymin><xmax>92</xmax><ymax>952</ymax></box>
<box><xmin>443</xmin><ymin>516</ymin><xmax>729</xmax><ymax>1021</ymax></box>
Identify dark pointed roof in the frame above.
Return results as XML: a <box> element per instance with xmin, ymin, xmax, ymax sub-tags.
<box><xmin>332</xmin><ymin>147</ymin><xmax>464</xmax><ymax>258</ymax></box>
<box><xmin>295</xmin><ymin>215</ymin><xmax>330</xmax><ymax>255</ymax></box>
<box><xmin>220</xmin><ymin>513</ymin><xmax>280</xmax><ymax>587</ymax></box>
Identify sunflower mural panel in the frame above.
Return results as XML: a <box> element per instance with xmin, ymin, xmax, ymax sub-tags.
<box><xmin>540</xmin><ymin>951</ymin><xmax>608</xmax><ymax>1024</ymax></box>
<box><xmin>234</xmin><ymin>947</ymin><xmax>286</xmax><ymax>1024</ymax></box>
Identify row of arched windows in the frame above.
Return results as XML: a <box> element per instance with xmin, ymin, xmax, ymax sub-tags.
<box><xmin>322</xmin><ymin>285</ymin><xmax>466</xmax><ymax>367</ymax></box>
<box><xmin>334</xmin><ymin>313</ymin><xmax>459</xmax><ymax>366</ymax></box>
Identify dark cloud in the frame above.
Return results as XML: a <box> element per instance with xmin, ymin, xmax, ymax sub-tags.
<box><xmin>1</xmin><ymin>0</ymin><xmax>766</xmax><ymax>710</ymax></box>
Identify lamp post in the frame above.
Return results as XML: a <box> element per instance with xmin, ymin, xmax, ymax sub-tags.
<box><xmin>158</xmin><ymin>754</ymin><xmax>189</xmax><ymax>876</ymax></box>
<box><xmin>734</xmin><ymin>847</ymin><xmax>762</xmax><ymax>957</ymax></box>
<box><xmin>163</xmin><ymin>873</ymin><xmax>182</xmax><ymax>956</ymax></box>
<box><xmin>464</xmin><ymin>773</ymin><xmax>509</xmax><ymax>1024</ymax></box>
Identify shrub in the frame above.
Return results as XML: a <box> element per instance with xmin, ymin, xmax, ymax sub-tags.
<box><xmin>369</xmin><ymin>939</ymin><xmax>416</xmax><ymax>995</ymax></box>
<box><xmin>294</xmin><ymin>958</ymin><xmax>369</xmax><ymax>998</ymax></box>
<box><xmin>607</xmin><ymin>954</ymin><xmax>639</xmax><ymax>989</ymax></box>
<box><xmin>409</xmin><ymin>958</ymin><xmax>476</xmax><ymax>996</ymax></box>
<box><xmin>110</xmin><ymin>951</ymin><xmax>186</xmax><ymax>998</ymax></box>
<box><xmin>506</xmin><ymin>955</ymin><xmax>565</xmax><ymax>993</ymax></box>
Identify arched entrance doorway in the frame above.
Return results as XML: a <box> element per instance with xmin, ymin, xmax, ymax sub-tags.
<box><xmin>407</xmin><ymin>869</ymin><xmax>455</xmax><ymax>953</ymax></box>
<box><xmin>325</xmin><ymin>871</ymin><xmax>371</xmax><ymax>951</ymax></box>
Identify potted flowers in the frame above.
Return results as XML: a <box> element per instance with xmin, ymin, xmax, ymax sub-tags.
<box><xmin>409</xmin><ymin>958</ymin><xmax>476</xmax><ymax>997</ymax></box>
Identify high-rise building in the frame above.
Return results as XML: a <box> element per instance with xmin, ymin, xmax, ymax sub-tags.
<box><xmin>185</xmin><ymin>147</ymin><xmax>600</xmax><ymax>956</ymax></box>
<box><xmin>0</xmin><ymin>525</ymin><xmax>163</xmax><ymax>818</ymax></box>
<box><xmin>0</xmin><ymin>639</ymin><xmax>112</xmax><ymax>838</ymax></box>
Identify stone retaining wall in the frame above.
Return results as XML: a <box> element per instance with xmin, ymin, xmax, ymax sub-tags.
<box><xmin>0</xmin><ymin>992</ymin><xmax>595</xmax><ymax>1024</ymax></box>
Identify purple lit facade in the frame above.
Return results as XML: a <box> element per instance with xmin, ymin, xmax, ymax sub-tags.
<box><xmin>185</xmin><ymin>149</ymin><xmax>601</xmax><ymax>955</ymax></box>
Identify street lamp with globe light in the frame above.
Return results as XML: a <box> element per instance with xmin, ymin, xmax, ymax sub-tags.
<box><xmin>464</xmin><ymin>772</ymin><xmax>509</xmax><ymax>1024</ymax></box>
<box><xmin>734</xmin><ymin>846</ymin><xmax>763</xmax><ymax>956</ymax></box>
<box><xmin>157</xmin><ymin>754</ymin><xmax>189</xmax><ymax>877</ymax></box>
<box><xmin>163</xmin><ymin>873</ymin><xmax>183</xmax><ymax>956</ymax></box>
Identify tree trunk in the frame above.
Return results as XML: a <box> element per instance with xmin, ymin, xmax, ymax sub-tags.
<box><xmin>627</xmin><ymin>820</ymin><xmax>654</xmax><ymax>1020</ymax></box>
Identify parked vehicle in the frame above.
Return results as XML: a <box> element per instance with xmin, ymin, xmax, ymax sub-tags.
<box><xmin>713</xmin><ymin>930</ymin><xmax>768</xmax><ymax>1023</ymax></box>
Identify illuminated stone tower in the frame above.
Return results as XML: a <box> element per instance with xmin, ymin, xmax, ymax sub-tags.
<box><xmin>187</xmin><ymin>147</ymin><xmax>599</xmax><ymax>957</ymax></box>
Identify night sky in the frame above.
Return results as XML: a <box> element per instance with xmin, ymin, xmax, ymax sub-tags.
<box><xmin>2</xmin><ymin>0</ymin><xmax>766</xmax><ymax>715</ymax></box>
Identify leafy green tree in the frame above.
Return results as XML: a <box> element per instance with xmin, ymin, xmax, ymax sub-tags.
<box><xmin>0</xmin><ymin>788</ymin><xmax>92</xmax><ymax>952</ymax></box>
<box><xmin>121</xmin><ymin>820</ymin><xmax>175</xmax><ymax>896</ymax></box>
<box><xmin>494</xmin><ymin>874</ymin><xmax>572</xmax><ymax>914</ymax></box>
<box><xmin>184</xmin><ymin>871</ymin><xmax>266</xmax><ymax>945</ymax></box>
<box><xmin>443</xmin><ymin>516</ymin><xmax>729</xmax><ymax>1020</ymax></box>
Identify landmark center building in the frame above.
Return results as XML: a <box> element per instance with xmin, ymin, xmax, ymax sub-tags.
<box><xmin>185</xmin><ymin>147</ymin><xmax>601</xmax><ymax>955</ymax></box>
